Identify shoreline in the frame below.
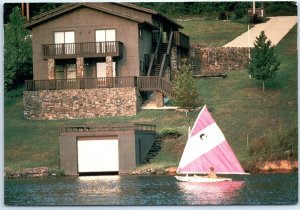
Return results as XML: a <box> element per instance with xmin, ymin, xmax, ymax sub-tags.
<box><xmin>4</xmin><ymin>160</ymin><xmax>298</xmax><ymax>179</ymax></box>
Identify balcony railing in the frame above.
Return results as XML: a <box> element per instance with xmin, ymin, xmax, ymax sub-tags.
<box><xmin>25</xmin><ymin>76</ymin><xmax>174</xmax><ymax>98</ymax></box>
<box><xmin>42</xmin><ymin>41</ymin><xmax>123</xmax><ymax>59</ymax></box>
<box><xmin>173</xmin><ymin>31</ymin><xmax>190</xmax><ymax>50</ymax></box>
<box><xmin>60</xmin><ymin>123</ymin><xmax>156</xmax><ymax>134</ymax></box>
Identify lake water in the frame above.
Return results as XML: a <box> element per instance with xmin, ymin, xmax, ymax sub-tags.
<box><xmin>4</xmin><ymin>173</ymin><xmax>298</xmax><ymax>206</ymax></box>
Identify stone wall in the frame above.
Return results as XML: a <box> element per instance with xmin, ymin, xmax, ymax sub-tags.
<box><xmin>24</xmin><ymin>87</ymin><xmax>141</xmax><ymax>120</ymax></box>
<box><xmin>191</xmin><ymin>47</ymin><xmax>250</xmax><ymax>75</ymax></box>
<box><xmin>47</xmin><ymin>59</ymin><xmax>55</xmax><ymax>79</ymax></box>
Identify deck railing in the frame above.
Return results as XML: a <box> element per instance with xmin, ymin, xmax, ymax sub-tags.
<box><xmin>25</xmin><ymin>77</ymin><xmax>137</xmax><ymax>91</ymax></box>
<box><xmin>137</xmin><ymin>76</ymin><xmax>174</xmax><ymax>97</ymax></box>
<box><xmin>25</xmin><ymin>76</ymin><xmax>175</xmax><ymax>98</ymax></box>
<box><xmin>42</xmin><ymin>41</ymin><xmax>123</xmax><ymax>59</ymax></box>
<box><xmin>60</xmin><ymin>123</ymin><xmax>156</xmax><ymax>134</ymax></box>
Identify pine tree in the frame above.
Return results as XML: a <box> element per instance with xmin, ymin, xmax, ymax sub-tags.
<box><xmin>173</xmin><ymin>59</ymin><xmax>201</xmax><ymax>111</ymax></box>
<box><xmin>4</xmin><ymin>7</ymin><xmax>32</xmax><ymax>91</ymax></box>
<box><xmin>248</xmin><ymin>31</ymin><xmax>280</xmax><ymax>92</ymax></box>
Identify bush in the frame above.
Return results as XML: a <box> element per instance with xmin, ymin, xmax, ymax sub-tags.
<box><xmin>173</xmin><ymin>59</ymin><xmax>201</xmax><ymax>111</ymax></box>
<box><xmin>248</xmin><ymin>126</ymin><xmax>298</xmax><ymax>161</ymax></box>
<box><xmin>234</xmin><ymin>7</ymin><xmax>245</xmax><ymax>19</ymax></box>
<box><xmin>218</xmin><ymin>11</ymin><xmax>227</xmax><ymax>20</ymax></box>
<box><xmin>248</xmin><ymin>14</ymin><xmax>266</xmax><ymax>24</ymax></box>
<box><xmin>265</xmin><ymin>2</ymin><xmax>297</xmax><ymax>16</ymax></box>
<box><xmin>160</xmin><ymin>128</ymin><xmax>182</xmax><ymax>138</ymax></box>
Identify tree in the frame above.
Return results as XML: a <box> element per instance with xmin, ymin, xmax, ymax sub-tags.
<box><xmin>4</xmin><ymin>7</ymin><xmax>32</xmax><ymax>91</ymax></box>
<box><xmin>247</xmin><ymin>31</ymin><xmax>280</xmax><ymax>92</ymax></box>
<box><xmin>173</xmin><ymin>59</ymin><xmax>201</xmax><ymax>112</ymax></box>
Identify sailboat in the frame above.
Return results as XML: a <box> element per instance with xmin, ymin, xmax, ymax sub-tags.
<box><xmin>175</xmin><ymin>105</ymin><xmax>248</xmax><ymax>183</ymax></box>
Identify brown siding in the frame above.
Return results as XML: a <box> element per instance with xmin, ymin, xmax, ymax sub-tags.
<box><xmin>32</xmin><ymin>7</ymin><xmax>141</xmax><ymax>79</ymax></box>
<box><xmin>138</xmin><ymin>27</ymin><xmax>153</xmax><ymax>76</ymax></box>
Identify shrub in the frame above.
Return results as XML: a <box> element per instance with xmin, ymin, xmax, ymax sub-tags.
<box><xmin>173</xmin><ymin>59</ymin><xmax>201</xmax><ymax>111</ymax></box>
<box><xmin>234</xmin><ymin>7</ymin><xmax>245</xmax><ymax>19</ymax></box>
<box><xmin>218</xmin><ymin>11</ymin><xmax>227</xmax><ymax>20</ymax></box>
<box><xmin>160</xmin><ymin>128</ymin><xmax>182</xmax><ymax>138</ymax></box>
<box><xmin>248</xmin><ymin>126</ymin><xmax>298</xmax><ymax>161</ymax></box>
<box><xmin>248</xmin><ymin>14</ymin><xmax>266</xmax><ymax>24</ymax></box>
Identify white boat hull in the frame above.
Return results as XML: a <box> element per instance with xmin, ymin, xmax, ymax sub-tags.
<box><xmin>175</xmin><ymin>175</ymin><xmax>232</xmax><ymax>183</ymax></box>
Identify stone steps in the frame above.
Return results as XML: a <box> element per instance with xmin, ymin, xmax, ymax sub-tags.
<box><xmin>143</xmin><ymin>137</ymin><xmax>162</xmax><ymax>163</ymax></box>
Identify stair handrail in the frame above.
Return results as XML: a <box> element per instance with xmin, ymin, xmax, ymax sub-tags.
<box><xmin>159</xmin><ymin>54</ymin><xmax>167</xmax><ymax>77</ymax></box>
<box><xmin>159</xmin><ymin>31</ymin><xmax>173</xmax><ymax>77</ymax></box>
<box><xmin>147</xmin><ymin>32</ymin><xmax>162</xmax><ymax>76</ymax></box>
<box><xmin>166</xmin><ymin>31</ymin><xmax>174</xmax><ymax>55</ymax></box>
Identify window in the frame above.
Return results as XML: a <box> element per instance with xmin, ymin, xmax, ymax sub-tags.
<box><xmin>95</xmin><ymin>29</ymin><xmax>116</xmax><ymax>53</ymax></box>
<box><xmin>139</xmin><ymin>29</ymin><xmax>143</xmax><ymax>39</ymax></box>
<box><xmin>140</xmin><ymin>60</ymin><xmax>145</xmax><ymax>75</ymax></box>
<box><xmin>55</xmin><ymin>60</ymin><xmax>76</xmax><ymax>79</ymax></box>
<box><xmin>55</xmin><ymin>65</ymin><xmax>64</xmax><ymax>79</ymax></box>
<box><xmin>66</xmin><ymin>64</ymin><xmax>76</xmax><ymax>79</ymax></box>
<box><xmin>54</xmin><ymin>31</ymin><xmax>75</xmax><ymax>55</ymax></box>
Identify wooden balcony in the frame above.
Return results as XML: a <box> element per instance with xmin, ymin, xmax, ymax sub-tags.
<box><xmin>173</xmin><ymin>31</ymin><xmax>190</xmax><ymax>50</ymax></box>
<box><xmin>42</xmin><ymin>41</ymin><xmax>123</xmax><ymax>59</ymax></box>
<box><xmin>25</xmin><ymin>76</ymin><xmax>174</xmax><ymax>98</ymax></box>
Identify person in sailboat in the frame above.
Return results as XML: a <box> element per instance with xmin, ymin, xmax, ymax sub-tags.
<box><xmin>205</xmin><ymin>167</ymin><xmax>218</xmax><ymax>179</ymax></box>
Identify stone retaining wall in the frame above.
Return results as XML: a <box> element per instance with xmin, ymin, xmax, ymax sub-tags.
<box><xmin>191</xmin><ymin>47</ymin><xmax>250</xmax><ymax>74</ymax></box>
<box><xmin>23</xmin><ymin>87</ymin><xmax>141</xmax><ymax>120</ymax></box>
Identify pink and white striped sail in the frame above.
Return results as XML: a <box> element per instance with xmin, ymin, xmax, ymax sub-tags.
<box><xmin>177</xmin><ymin>105</ymin><xmax>246</xmax><ymax>174</ymax></box>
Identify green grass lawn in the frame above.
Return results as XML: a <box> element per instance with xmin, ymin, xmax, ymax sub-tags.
<box><xmin>4</xmin><ymin>22</ymin><xmax>297</xmax><ymax>172</ymax></box>
<box><xmin>177</xmin><ymin>17</ymin><xmax>249</xmax><ymax>46</ymax></box>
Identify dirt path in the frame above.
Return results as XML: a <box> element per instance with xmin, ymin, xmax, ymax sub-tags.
<box><xmin>223</xmin><ymin>16</ymin><xmax>297</xmax><ymax>47</ymax></box>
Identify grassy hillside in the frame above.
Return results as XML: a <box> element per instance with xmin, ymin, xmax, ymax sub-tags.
<box><xmin>4</xmin><ymin>20</ymin><xmax>297</xmax><ymax>172</ymax></box>
<box><xmin>177</xmin><ymin>17</ymin><xmax>248</xmax><ymax>46</ymax></box>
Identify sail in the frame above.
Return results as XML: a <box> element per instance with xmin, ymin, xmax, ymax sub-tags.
<box><xmin>177</xmin><ymin>105</ymin><xmax>246</xmax><ymax>174</ymax></box>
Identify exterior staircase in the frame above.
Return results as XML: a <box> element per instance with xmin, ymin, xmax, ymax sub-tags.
<box><xmin>143</xmin><ymin>137</ymin><xmax>162</xmax><ymax>163</ymax></box>
<box><xmin>151</xmin><ymin>43</ymin><xmax>168</xmax><ymax>76</ymax></box>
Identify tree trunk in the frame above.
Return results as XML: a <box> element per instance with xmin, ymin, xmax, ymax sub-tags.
<box><xmin>263</xmin><ymin>81</ymin><xmax>265</xmax><ymax>92</ymax></box>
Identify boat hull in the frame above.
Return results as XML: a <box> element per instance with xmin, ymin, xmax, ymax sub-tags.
<box><xmin>175</xmin><ymin>175</ymin><xmax>232</xmax><ymax>183</ymax></box>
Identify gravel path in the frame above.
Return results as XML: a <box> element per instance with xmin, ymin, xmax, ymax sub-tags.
<box><xmin>223</xmin><ymin>16</ymin><xmax>297</xmax><ymax>47</ymax></box>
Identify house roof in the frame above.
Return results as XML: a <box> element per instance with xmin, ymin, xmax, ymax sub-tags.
<box><xmin>24</xmin><ymin>3</ymin><xmax>182</xmax><ymax>30</ymax></box>
<box><xmin>117</xmin><ymin>3</ymin><xmax>183</xmax><ymax>29</ymax></box>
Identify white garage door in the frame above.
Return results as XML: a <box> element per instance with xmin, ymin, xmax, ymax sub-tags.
<box><xmin>77</xmin><ymin>139</ymin><xmax>119</xmax><ymax>173</ymax></box>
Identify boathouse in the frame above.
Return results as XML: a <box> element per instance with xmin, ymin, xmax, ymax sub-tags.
<box><xmin>59</xmin><ymin>123</ymin><xmax>157</xmax><ymax>175</ymax></box>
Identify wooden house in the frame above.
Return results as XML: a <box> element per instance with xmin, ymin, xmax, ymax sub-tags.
<box><xmin>23</xmin><ymin>3</ymin><xmax>190</xmax><ymax>119</ymax></box>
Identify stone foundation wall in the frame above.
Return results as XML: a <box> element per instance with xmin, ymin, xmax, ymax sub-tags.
<box><xmin>24</xmin><ymin>87</ymin><xmax>141</xmax><ymax>120</ymax></box>
<box><xmin>191</xmin><ymin>47</ymin><xmax>250</xmax><ymax>74</ymax></box>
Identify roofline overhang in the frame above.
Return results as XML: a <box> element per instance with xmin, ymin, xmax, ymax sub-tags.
<box><xmin>24</xmin><ymin>3</ymin><xmax>147</xmax><ymax>30</ymax></box>
<box><xmin>116</xmin><ymin>2</ymin><xmax>183</xmax><ymax>29</ymax></box>
<box><xmin>25</xmin><ymin>2</ymin><xmax>183</xmax><ymax>30</ymax></box>
<box><xmin>138</xmin><ymin>21</ymin><xmax>159</xmax><ymax>30</ymax></box>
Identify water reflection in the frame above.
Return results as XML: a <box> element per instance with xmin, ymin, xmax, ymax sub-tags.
<box><xmin>177</xmin><ymin>181</ymin><xmax>245</xmax><ymax>205</ymax></box>
<box><xmin>5</xmin><ymin>174</ymin><xmax>297</xmax><ymax>205</ymax></box>
<box><xmin>76</xmin><ymin>175</ymin><xmax>122</xmax><ymax>196</ymax></box>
